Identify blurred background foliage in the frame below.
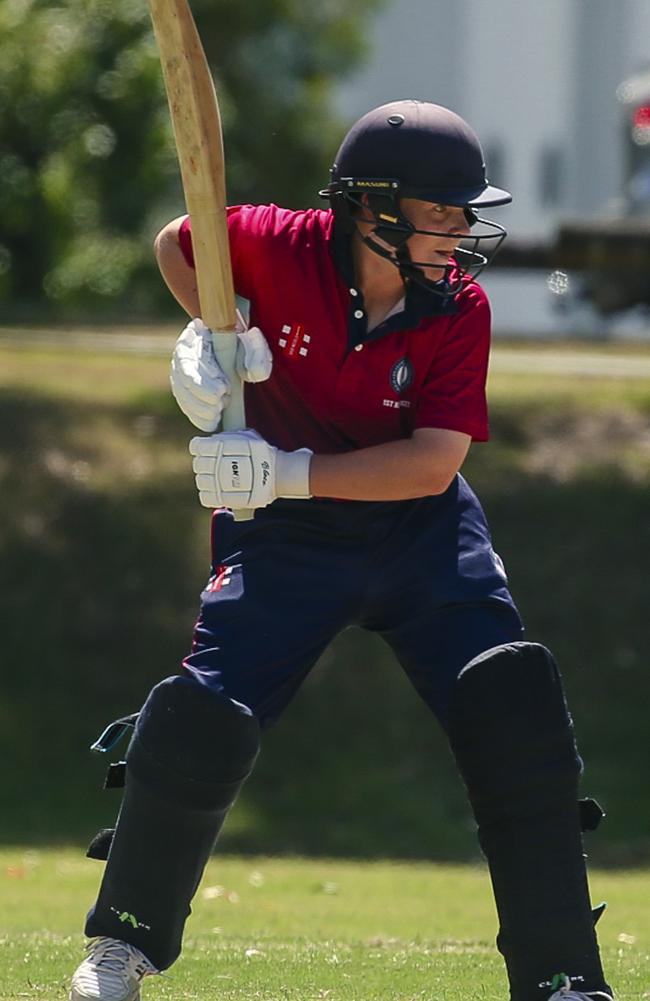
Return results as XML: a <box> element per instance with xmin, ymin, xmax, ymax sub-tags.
<box><xmin>0</xmin><ymin>0</ymin><xmax>383</xmax><ymax>321</ymax></box>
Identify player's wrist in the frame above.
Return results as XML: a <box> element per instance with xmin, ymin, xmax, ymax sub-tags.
<box><xmin>276</xmin><ymin>448</ymin><xmax>313</xmax><ymax>499</ymax></box>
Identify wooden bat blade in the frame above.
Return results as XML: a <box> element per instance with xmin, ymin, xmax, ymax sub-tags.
<box><xmin>149</xmin><ymin>0</ymin><xmax>236</xmax><ymax>333</ymax></box>
<box><xmin>150</xmin><ymin>0</ymin><xmax>252</xmax><ymax>519</ymax></box>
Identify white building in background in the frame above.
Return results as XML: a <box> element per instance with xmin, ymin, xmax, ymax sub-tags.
<box><xmin>337</xmin><ymin>0</ymin><xmax>650</xmax><ymax>242</ymax></box>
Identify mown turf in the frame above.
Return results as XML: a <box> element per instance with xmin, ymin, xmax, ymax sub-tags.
<box><xmin>0</xmin><ymin>850</ymin><xmax>648</xmax><ymax>1000</ymax></box>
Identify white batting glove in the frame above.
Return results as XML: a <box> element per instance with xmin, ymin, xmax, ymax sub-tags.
<box><xmin>189</xmin><ymin>430</ymin><xmax>312</xmax><ymax>510</ymax></box>
<box><xmin>170</xmin><ymin>317</ymin><xmax>273</xmax><ymax>432</ymax></box>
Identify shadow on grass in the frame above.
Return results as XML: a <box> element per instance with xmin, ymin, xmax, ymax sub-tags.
<box><xmin>0</xmin><ymin>392</ymin><xmax>648</xmax><ymax>865</ymax></box>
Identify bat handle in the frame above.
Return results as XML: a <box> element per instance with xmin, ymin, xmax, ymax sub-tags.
<box><xmin>211</xmin><ymin>329</ymin><xmax>254</xmax><ymax>523</ymax></box>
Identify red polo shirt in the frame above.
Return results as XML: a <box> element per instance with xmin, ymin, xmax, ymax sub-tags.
<box><xmin>178</xmin><ymin>204</ymin><xmax>490</xmax><ymax>454</ymax></box>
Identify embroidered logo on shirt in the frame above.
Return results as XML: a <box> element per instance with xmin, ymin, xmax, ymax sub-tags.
<box><xmin>279</xmin><ymin>323</ymin><xmax>311</xmax><ymax>358</ymax></box>
<box><xmin>390</xmin><ymin>357</ymin><xmax>414</xmax><ymax>394</ymax></box>
<box><xmin>382</xmin><ymin>398</ymin><xmax>412</xmax><ymax>409</ymax></box>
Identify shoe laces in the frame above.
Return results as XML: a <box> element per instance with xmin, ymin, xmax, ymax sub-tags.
<box><xmin>84</xmin><ymin>937</ymin><xmax>157</xmax><ymax>982</ymax></box>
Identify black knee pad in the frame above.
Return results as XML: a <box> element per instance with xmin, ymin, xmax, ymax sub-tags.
<box><xmin>127</xmin><ymin>676</ymin><xmax>260</xmax><ymax>810</ymax></box>
<box><xmin>449</xmin><ymin>642</ymin><xmax>582</xmax><ymax>818</ymax></box>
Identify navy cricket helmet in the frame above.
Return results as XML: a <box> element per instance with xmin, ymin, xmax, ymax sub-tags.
<box><xmin>320</xmin><ymin>99</ymin><xmax>512</xmax><ymax>297</ymax></box>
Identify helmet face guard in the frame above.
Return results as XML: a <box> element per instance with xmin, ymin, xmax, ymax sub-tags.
<box><xmin>322</xmin><ymin>177</ymin><xmax>507</xmax><ymax>298</ymax></box>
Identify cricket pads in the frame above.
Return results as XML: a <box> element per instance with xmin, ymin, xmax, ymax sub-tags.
<box><xmin>84</xmin><ymin>675</ymin><xmax>260</xmax><ymax>969</ymax></box>
<box><xmin>448</xmin><ymin>642</ymin><xmax>611</xmax><ymax>1001</ymax></box>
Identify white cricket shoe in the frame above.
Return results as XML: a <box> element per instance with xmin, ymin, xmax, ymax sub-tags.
<box><xmin>547</xmin><ymin>976</ymin><xmax>614</xmax><ymax>1001</ymax></box>
<box><xmin>548</xmin><ymin>993</ymin><xmax>613</xmax><ymax>1001</ymax></box>
<box><xmin>69</xmin><ymin>937</ymin><xmax>157</xmax><ymax>1001</ymax></box>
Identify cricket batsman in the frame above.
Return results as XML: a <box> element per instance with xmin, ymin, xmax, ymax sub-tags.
<box><xmin>70</xmin><ymin>101</ymin><xmax>615</xmax><ymax>1001</ymax></box>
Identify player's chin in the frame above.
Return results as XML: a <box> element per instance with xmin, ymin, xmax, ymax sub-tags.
<box><xmin>420</xmin><ymin>259</ymin><xmax>451</xmax><ymax>282</ymax></box>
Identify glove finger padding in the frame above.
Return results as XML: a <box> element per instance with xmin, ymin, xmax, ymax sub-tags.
<box><xmin>170</xmin><ymin>379</ymin><xmax>231</xmax><ymax>432</ymax></box>
<box><xmin>171</xmin><ymin>351</ymin><xmax>228</xmax><ymax>405</ymax></box>
<box><xmin>175</xmin><ymin>319</ymin><xmax>229</xmax><ymax>386</ymax></box>
<box><xmin>192</xmin><ymin>456</ymin><xmax>221</xmax><ymax>475</ymax></box>
<box><xmin>170</xmin><ymin>318</ymin><xmax>231</xmax><ymax>431</ymax></box>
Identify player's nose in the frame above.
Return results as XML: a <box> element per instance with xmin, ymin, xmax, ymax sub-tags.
<box><xmin>448</xmin><ymin>209</ymin><xmax>471</xmax><ymax>236</ymax></box>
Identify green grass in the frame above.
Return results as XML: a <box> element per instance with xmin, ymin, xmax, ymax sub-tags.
<box><xmin>0</xmin><ymin>345</ymin><xmax>174</xmax><ymax>403</ymax></box>
<box><xmin>0</xmin><ymin>849</ymin><xmax>648</xmax><ymax>1000</ymax></box>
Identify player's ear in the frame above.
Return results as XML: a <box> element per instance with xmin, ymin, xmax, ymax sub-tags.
<box><xmin>354</xmin><ymin>192</ymin><xmax>372</xmax><ymax>219</ymax></box>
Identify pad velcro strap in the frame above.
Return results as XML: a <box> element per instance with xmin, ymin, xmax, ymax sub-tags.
<box><xmin>579</xmin><ymin>797</ymin><xmax>605</xmax><ymax>832</ymax></box>
<box><xmin>90</xmin><ymin>713</ymin><xmax>139</xmax><ymax>754</ymax></box>
<box><xmin>86</xmin><ymin>828</ymin><xmax>115</xmax><ymax>861</ymax></box>
<box><xmin>104</xmin><ymin>761</ymin><xmax>127</xmax><ymax>789</ymax></box>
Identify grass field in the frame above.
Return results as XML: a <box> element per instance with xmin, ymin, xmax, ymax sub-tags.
<box><xmin>1</xmin><ymin>849</ymin><xmax>649</xmax><ymax>1001</ymax></box>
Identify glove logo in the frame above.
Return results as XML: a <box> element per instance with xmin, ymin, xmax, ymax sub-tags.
<box><xmin>229</xmin><ymin>459</ymin><xmax>242</xmax><ymax>488</ymax></box>
<box><xmin>261</xmin><ymin>460</ymin><xmax>271</xmax><ymax>486</ymax></box>
<box><xmin>279</xmin><ymin>323</ymin><xmax>311</xmax><ymax>358</ymax></box>
<box><xmin>389</xmin><ymin>357</ymin><xmax>414</xmax><ymax>394</ymax></box>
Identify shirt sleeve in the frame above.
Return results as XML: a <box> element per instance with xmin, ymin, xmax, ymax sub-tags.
<box><xmin>177</xmin><ymin>215</ymin><xmax>194</xmax><ymax>267</ymax></box>
<box><xmin>415</xmin><ymin>285</ymin><xmax>491</xmax><ymax>442</ymax></box>
<box><xmin>177</xmin><ymin>205</ymin><xmax>285</xmax><ymax>301</ymax></box>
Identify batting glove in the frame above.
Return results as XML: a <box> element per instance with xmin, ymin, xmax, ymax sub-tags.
<box><xmin>171</xmin><ymin>317</ymin><xmax>273</xmax><ymax>432</ymax></box>
<box><xmin>190</xmin><ymin>429</ymin><xmax>313</xmax><ymax>510</ymax></box>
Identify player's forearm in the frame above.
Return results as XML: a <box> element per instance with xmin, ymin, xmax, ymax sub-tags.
<box><xmin>309</xmin><ymin>430</ymin><xmax>471</xmax><ymax>501</ymax></box>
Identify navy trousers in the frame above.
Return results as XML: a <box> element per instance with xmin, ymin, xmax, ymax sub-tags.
<box><xmin>183</xmin><ymin>474</ymin><xmax>523</xmax><ymax>730</ymax></box>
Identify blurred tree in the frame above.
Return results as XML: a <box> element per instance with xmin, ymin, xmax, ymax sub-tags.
<box><xmin>0</xmin><ymin>0</ymin><xmax>383</xmax><ymax>320</ymax></box>
<box><xmin>193</xmin><ymin>0</ymin><xmax>382</xmax><ymax>206</ymax></box>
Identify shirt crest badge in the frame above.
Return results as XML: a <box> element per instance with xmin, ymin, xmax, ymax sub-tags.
<box><xmin>390</xmin><ymin>357</ymin><xmax>414</xmax><ymax>394</ymax></box>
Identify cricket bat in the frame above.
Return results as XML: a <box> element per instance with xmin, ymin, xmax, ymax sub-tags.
<box><xmin>149</xmin><ymin>0</ymin><xmax>253</xmax><ymax>520</ymax></box>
